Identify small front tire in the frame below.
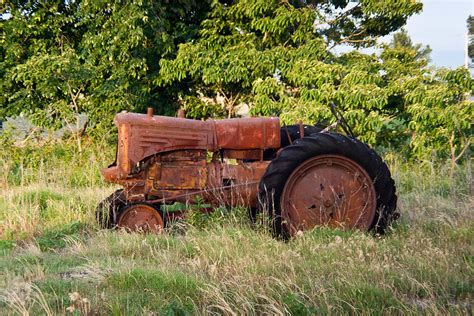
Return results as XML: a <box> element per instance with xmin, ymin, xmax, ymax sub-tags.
<box><xmin>96</xmin><ymin>190</ymin><xmax>126</xmax><ymax>229</ymax></box>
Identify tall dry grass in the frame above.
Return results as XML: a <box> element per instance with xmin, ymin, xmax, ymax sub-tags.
<box><xmin>0</xmin><ymin>141</ymin><xmax>472</xmax><ymax>314</ymax></box>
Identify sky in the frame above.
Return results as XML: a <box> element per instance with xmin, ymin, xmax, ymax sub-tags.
<box><xmin>333</xmin><ymin>0</ymin><xmax>473</xmax><ymax>69</ymax></box>
<box><xmin>405</xmin><ymin>0</ymin><xmax>473</xmax><ymax>68</ymax></box>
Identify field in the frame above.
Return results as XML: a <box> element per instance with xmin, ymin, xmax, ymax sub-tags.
<box><xmin>0</xmin><ymin>143</ymin><xmax>472</xmax><ymax>315</ymax></box>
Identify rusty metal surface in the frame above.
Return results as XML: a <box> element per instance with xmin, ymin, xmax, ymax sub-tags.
<box><xmin>118</xmin><ymin>204</ymin><xmax>164</xmax><ymax>232</ymax></box>
<box><xmin>150</xmin><ymin>150</ymin><xmax>207</xmax><ymax>190</ymax></box>
<box><xmin>221</xmin><ymin>149</ymin><xmax>262</xmax><ymax>160</ymax></box>
<box><xmin>204</xmin><ymin>161</ymin><xmax>269</xmax><ymax>207</ymax></box>
<box><xmin>103</xmin><ymin>146</ymin><xmax>270</xmax><ymax>209</ymax></box>
<box><xmin>109</xmin><ymin>113</ymin><xmax>213</xmax><ymax>179</ymax></box>
<box><xmin>280</xmin><ymin>155</ymin><xmax>376</xmax><ymax>235</ymax></box>
<box><xmin>213</xmin><ymin>117</ymin><xmax>280</xmax><ymax>150</ymax></box>
<box><xmin>139</xmin><ymin>153</ymin><xmax>269</xmax><ymax>208</ymax></box>
<box><xmin>147</xmin><ymin>107</ymin><xmax>154</xmax><ymax>117</ymax></box>
<box><xmin>101</xmin><ymin>113</ymin><xmax>280</xmax><ymax>180</ymax></box>
<box><xmin>177</xmin><ymin>109</ymin><xmax>186</xmax><ymax>118</ymax></box>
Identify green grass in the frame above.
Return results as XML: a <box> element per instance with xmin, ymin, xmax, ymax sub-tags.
<box><xmin>0</xmin><ymin>143</ymin><xmax>472</xmax><ymax>314</ymax></box>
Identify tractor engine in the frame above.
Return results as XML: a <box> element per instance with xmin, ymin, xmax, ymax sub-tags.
<box><xmin>101</xmin><ymin>110</ymin><xmax>280</xmax><ymax>207</ymax></box>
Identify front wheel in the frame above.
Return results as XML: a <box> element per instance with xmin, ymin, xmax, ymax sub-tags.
<box><xmin>258</xmin><ymin>133</ymin><xmax>397</xmax><ymax>238</ymax></box>
<box><xmin>96</xmin><ymin>192</ymin><xmax>165</xmax><ymax>232</ymax></box>
<box><xmin>96</xmin><ymin>190</ymin><xmax>126</xmax><ymax>229</ymax></box>
<box><xmin>117</xmin><ymin>203</ymin><xmax>165</xmax><ymax>232</ymax></box>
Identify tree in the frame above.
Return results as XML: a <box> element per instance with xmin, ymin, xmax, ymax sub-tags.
<box><xmin>1</xmin><ymin>0</ymin><xmax>472</xmax><ymax>160</ymax></box>
<box><xmin>302</xmin><ymin>0</ymin><xmax>423</xmax><ymax>48</ymax></box>
<box><xmin>389</xmin><ymin>28</ymin><xmax>432</xmax><ymax>62</ymax></box>
<box><xmin>158</xmin><ymin>0</ymin><xmax>422</xmax><ymax>117</ymax></box>
<box><xmin>159</xmin><ymin>0</ymin><xmax>472</xmax><ymax>160</ymax></box>
<box><xmin>1</xmin><ymin>0</ymin><xmax>212</xmax><ymax>132</ymax></box>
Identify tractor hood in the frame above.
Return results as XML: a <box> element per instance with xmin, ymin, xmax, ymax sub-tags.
<box><xmin>102</xmin><ymin>112</ymin><xmax>280</xmax><ymax>181</ymax></box>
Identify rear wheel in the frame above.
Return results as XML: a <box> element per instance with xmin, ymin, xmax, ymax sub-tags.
<box><xmin>263</xmin><ymin>124</ymin><xmax>323</xmax><ymax>160</ymax></box>
<box><xmin>280</xmin><ymin>124</ymin><xmax>324</xmax><ymax>148</ymax></box>
<box><xmin>258</xmin><ymin>133</ymin><xmax>397</xmax><ymax>238</ymax></box>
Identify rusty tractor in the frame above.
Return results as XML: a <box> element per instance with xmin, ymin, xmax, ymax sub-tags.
<box><xmin>97</xmin><ymin>108</ymin><xmax>397</xmax><ymax>238</ymax></box>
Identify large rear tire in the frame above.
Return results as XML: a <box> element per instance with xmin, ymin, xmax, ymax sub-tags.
<box><xmin>258</xmin><ymin>133</ymin><xmax>397</xmax><ymax>238</ymax></box>
<box><xmin>263</xmin><ymin>124</ymin><xmax>323</xmax><ymax>160</ymax></box>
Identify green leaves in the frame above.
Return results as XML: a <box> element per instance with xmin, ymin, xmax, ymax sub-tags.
<box><xmin>1</xmin><ymin>0</ymin><xmax>471</xmax><ymax>161</ymax></box>
<box><xmin>158</xmin><ymin>0</ymin><xmax>471</xmax><ymax>160</ymax></box>
<box><xmin>1</xmin><ymin>0</ymin><xmax>212</xmax><ymax>129</ymax></box>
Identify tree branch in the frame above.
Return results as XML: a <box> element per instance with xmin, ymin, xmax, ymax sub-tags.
<box><xmin>325</xmin><ymin>3</ymin><xmax>361</xmax><ymax>26</ymax></box>
<box><xmin>329</xmin><ymin>29</ymin><xmax>372</xmax><ymax>49</ymax></box>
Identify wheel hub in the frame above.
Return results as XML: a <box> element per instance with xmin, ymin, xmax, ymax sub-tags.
<box><xmin>117</xmin><ymin>204</ymin><xmax>164</xmax><ymax>232</ymax></box>
<box><xmin>280</xmin><ymin>155</ymin><xmax>376</xmax><ymax>235</ymax></box>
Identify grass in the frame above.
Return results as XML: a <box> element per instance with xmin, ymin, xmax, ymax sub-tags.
<box><xmin>0</xmin><ymin>142</ymin><xmax>472</xmax><ymax>314</ymax></box>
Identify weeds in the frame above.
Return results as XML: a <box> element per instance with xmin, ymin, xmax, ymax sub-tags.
<box><xmin>0</xmin><ymin>142</ymin><xmax>472</xmax><ymax>314</ymax></box>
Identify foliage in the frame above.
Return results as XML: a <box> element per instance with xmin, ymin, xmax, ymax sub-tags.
<box><xmin>1</xmin><ymin>0</ymin><xmax>472</xmax><ymax>160</ymax></box>
<box><xmin>0</xmin><ymin>132</ymin><xmax>113</xmax><ymax>187</ymax></box>
<box><xmin>389</xmin><ymin>28</ymin><xmax>431</xmax><ymax>62</ymax></box>
<box><xmin>158</xmin><ymin>0</ymin><xmax>472</xmax><ymax>160</ymax></box>
<box><xmin>1</xmin><ymin>0</ymin><xmax>212</xmax><ymax>131</ymax></box>
<box><xmin>36</xmin><ymin>221</ymin><xmax>85</xmax><ymax>251</ymax></box>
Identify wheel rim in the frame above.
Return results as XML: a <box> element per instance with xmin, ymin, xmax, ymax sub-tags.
<box><xmin>118</xmin><ymin>204</ymin><xmax>164</xmax><ymax>232</ymax></box>
<box><xmin>280</xmin><ymin>155</ymin><xmax>376</xmax><ymax>235</ymax></box>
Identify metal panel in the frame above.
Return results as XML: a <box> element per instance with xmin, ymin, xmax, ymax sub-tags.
<box><xmin>102</xmin><ymin>113</ymin><xmax>280</xmax><ymax>180</ymax></box>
